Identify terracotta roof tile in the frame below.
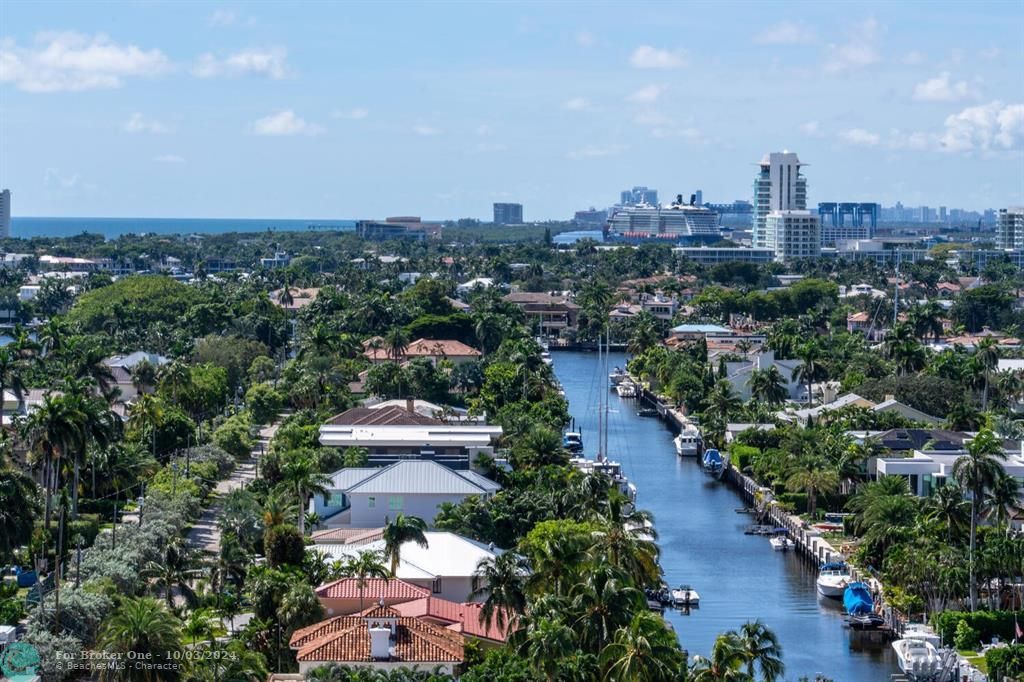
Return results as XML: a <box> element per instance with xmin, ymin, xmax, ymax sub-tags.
<box><xmin>315</xmin><ymin>578</ymin><xmax>431</xmax><ymax>601</ymax></box>
<box><xmin>291</xmin><ymin>614</ymin><xmax>465</xmax><ymax>664</ymax></box>
<box><xmin>391</xmin><ymin>598</ymin><xmax>511</xmax><ymax>643</ymax></box>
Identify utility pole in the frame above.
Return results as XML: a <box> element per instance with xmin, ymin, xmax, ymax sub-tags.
<box><xmin>74</xmin><ymin>536</ymin><xmax>82</xmax><ymax>589</ymax></box>
<box><xmin>111</xmin><ymin>502</ymin><xmax>117</xmax><ymax>550</ymax></box>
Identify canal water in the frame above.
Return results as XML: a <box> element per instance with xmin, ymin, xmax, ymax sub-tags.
<box><xmin>553</xmin><ymin>350</ymin><xmax>897</xmax><ymax>681</ymax></box>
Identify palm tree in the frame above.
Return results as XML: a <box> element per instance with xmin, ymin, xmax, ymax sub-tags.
<box><xmin>974</xmin><ymin>338</ymin><xmax>1000</xmax><ymax>410</ymax></box>
<box><xmin>705</xmin><ymin>379</ymin><xmax>742</xmax><ymax>423</ymax></box>
<box><xmin>792</xmin><ymin>340</ymin><xmax>826</xmax><ymax>407</ymax></box>
<box><xmin>0</xmin><ymin>346</ymin><xmax>27</xmax><ymax>429</ymax></box>
<box><xmin>516</xmin><ymin>615</ymin><xmax>576</xmax><ymax>682</ymax></box>
<box><xmin>736</xmin><ymin>620</ymin><xmax>784</xmax><ymax>681</ymax></box>
<box><xmin>261</xmin><ymin>490</ymin><xmax>296</xmax><ymax>530</ymax></box>
<box><xmin>599</xmin><ymin>611</ymin><xmax>684</xmax><ymax>681</ymax></box>
<box><xmin>98</xmin><ymin>597</ymin><xmax>183</xmax><ymax>681</ymax></box>
<box><xmin>0</xmin><ymin>467</ymin><xmax>40</xmax><ymax>564</ymax></box>
<box><xmin>571</xmin><ymin>564</ymin><xmax>643</xmax><ymax>653</ymax></box>
<box><xmin>186</xmin><ymin>641</ymin><xmax>267</xmax><ymax>681</ymax></box>
<box><xmin>785</xmin><ymin>455</ymin><xmax>839</xmax><ymax>518</ymax></box>
<box><xmin>128</xmin><ymin>393</ymin><xmax>165</xmax><ymax>460</ymax></box>
<box><xmin>882</xmin><ymin>323</ymin><xmax>926</xmax><ymax>376</ymax></box>
<box><xmin>158</xmin><ymin>360</ymin><xmax>192</xmax><ymax>404</ymax></box>
<box><xmin>924</xmin><ymin>483</ymin><xmax>970</xmax><ymax>542</ymax></box>
<box><xmin>689</xmin><ymin>632</ymin><xmax>749</xmax><ymax>682</ymax></box>
<box><xmin>627</xmin><ymin>312</ymin><xmax>661</xmax><ymax>355</ymax></box>
<box><xmin>470</xmin><ymin>552</ymin><xmax>529</xmax><ymax>633</ymax></box>
<box><xmin>280</xmin><ymin>452</ymin><xmax>331</xmax><ymax>536</ymax></box>
<box><xmin>908</xmin><ymin>301</ymin><xmax>945</xmax><ymax>342</ymax></box>
<box><xmin>382</xmin><ymin>513</ymin><xmax>428</xmax><ymax>576</ymax></box>
<box><xmin>953</xmin><ymin>428</ymin><xmax>1007</xmax><ymax>610</ymax></box>
<box><xmin>143</xmin><ymin>539</ymin><xmax>200</xmax><ymax>609</ymax></box>
<box><xmin>384</xmin><ymin>326</ymin><xmax>410</xmax><ymax>362</ymax></box>
<box><xmin>341</xmin><ymin>550</ymin><xmax>390</xmax><ymax>612</ymax></box>
<box><xmin>27</xmin><ymin>394</ymin><xmax>84</xmax><ymax>528</ymax></box>
<box><xmin>182</xmin><ymin>608</ymin><xmax>217</xmax><ymax>646</ymax></box>
<box><xmin>748</xmin><ymin>366</ymin><xmax>788</xmax><ymax>406</ymax></box>
<box><xmin>983</xmin><ymin>471</ymin><xmax>1022</xmax><ymax>531</ymax></box>
<box><xmin>277</xmin><ymin>582</ymin><xmax>324</xmax><ymax>631</ymax></box>
<box><xmin>64</xmin><ymin>387</ymin><xmax>118</xmax><ymax>518</ymax></box>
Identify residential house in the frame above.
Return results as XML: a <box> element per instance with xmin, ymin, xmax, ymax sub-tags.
<box><xmin>724</xmin><ymin>351</ymin><xmax>803</xmax><ymax>401</ymax></box>
<box><xmin>846</xmin><ymin>311</ymin><xmax>887</xmax><ymax>342</ymax></box>
<box><xmin>455</xmin><ymin>278</ymin><xmax>494</xmax><ymax>298</ymax></box>
<box><xmin>363</xmin><ymin>338</ymin><xmax>482</xmax><ymax>366</ymax></box>
<box><xmin>780</xmin><ymin>393</ymin><xmax>941</xmax><ymax>426</ymax></box>
<box><xmin>503</xmin><ymin>292</ymin><xmax>580</xmax><ymax>340</ymax></box>
<box><xmin>289</xmin><ymin>605</ymin><xmax>465</xmax><ymax>675</ymax></box>
<box><xmin>103</xmin><ymin>351</ymin><xmax>169</xmax><ymax>402</ymax></box>
<box><xmin>269</xmin><ymin>287</ymin><xmax>320</xmax><ymax>311</ymax></box>
<box><xmin>311</xmin><ymin>460</ymin><xmax>501</xmax><ymax>528</ymax></box>
<box><xmin>318</xmin><ymin>402</ymin><xmax>502</xmax><ymax>469</ymax></box>
<box><xmin>639</xmin><ymin>293</ymin><xmax>678</xmax><ymax>321</ymax></box>
<box><xmin>313</xmin><ymin>531</ymin><xmax>503</xmax><ymax>603</ymax></box>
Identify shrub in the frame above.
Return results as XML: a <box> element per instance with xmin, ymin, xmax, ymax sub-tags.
<box><xmin>265</xmin><ymin>524</ymin><xmax>305</xmax><ymax>567</ymax></box>
<box><xmin>729</xmin><ymin>444</ymin><xmax>760</xmax><ymax>472</ymax></box>
<box><xmin>986</xmin><ymin>644</ymin><xmax>1024</xmax><ymax>681</ymax></box>
<box><xmin>246</xmin><ymin>382</ymin><xmax>283</xmax><ymax>425</ymax></box>
<box><xmin>777</xmin><ymin>493</ymin><xmax>808</xmax><ymax>514</ymax></box>
<box><xmin>214</xmin><ymin>413</ymin><xmax>254</xmax><ymax>459</ymax></box>
<box><xmin>933</xmin><ymin>610</ymin><xmax>1020</xmax><ymax>646</ymax></box>
<box><xmin>954</xmin><ymin>619</ymin><xmax>980</xmax><ymax>651</ymax></box>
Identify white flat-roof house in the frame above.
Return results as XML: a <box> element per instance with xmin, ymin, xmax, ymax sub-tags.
<box><xmin>313</xmin><ymin>460</ymin><xmax>501</xmax><ymax>529</ymax></box>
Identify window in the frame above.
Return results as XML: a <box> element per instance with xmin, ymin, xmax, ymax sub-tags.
<box><xmin>388</xmin><ymin>496</ymin><xmax>404</xmax><ymax>511</ymax></box>
<box><xmin>367</xmin><ymin>496</ymin><xmax>376</xmax><ymax>509</ymax></box>
<box><xmin>432</xmin><ymin>578</ymin><xmax>442</xmax><ymax>594</ymax></box>
<box><xmin>326</xmin><ymin>493</ymin><xmax>346</xmax><ymax>508</ymax></box>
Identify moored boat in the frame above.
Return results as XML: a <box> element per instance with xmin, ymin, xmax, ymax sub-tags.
<box><xmin>768</xmin><ymin>532</ymin><xmax>792</xmax><ymax>551</ymax></box>
<box><xmin>842</xmin><ymin>581</ymin><xmax>876</xmax><ymax>623</ymax></box>
<box><xmin>673</xmin><ymin>422</ymin><xmax>703</xmax><ymax>457</ymax></box>
<box><xmin>609</xmin><ymin>366</ymin><xmax>627</xmax><ymax>385</ymax></box>
<box><xmin>892</xmin><ymin>636</ymin><xmax>943</xmax><ymax>676</ymax></box>
<box><xmin>616</xmin><ymin>380</ymin><xmax>638</xmax><ymax>398</ymax></box>
<box><xmin>670</xmin><ymin>585</ymin><xmax>700</xmax><ymax>606</ymax></box>
<box><xmin>701</xmin><ymin>448</ymin><xmax>725</xmax><ymax>478</ymax></box>
<box><xmin>815</xmin><ymin>562</ymin><xmax>850</xmax><ymax>598</ymax></box>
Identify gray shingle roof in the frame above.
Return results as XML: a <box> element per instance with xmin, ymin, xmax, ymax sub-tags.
<box><xmin>343</xmin><ymin>461</ymin><xmax>499</xmax><ymax>496</ymax></box>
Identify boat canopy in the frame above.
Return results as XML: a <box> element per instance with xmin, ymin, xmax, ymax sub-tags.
<box><xmin>820</xmin><ymin>562</ymin><xmax>848</xmax><ymax>571</ymax></box>
<box><xmin>702</xmin><ymin>449</ymin><xmax>722</xmax><ymax>464</ymax></box>
<box><xmin>843</xmin><ymin>581</ymin><xmax>874</xmax><ymax>616</ymax></box>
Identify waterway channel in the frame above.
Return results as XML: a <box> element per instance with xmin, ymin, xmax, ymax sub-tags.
<box><xmin>552</xmin><ymin>350</ymin><xmax>897</xmax><ymax>681</ymax></box>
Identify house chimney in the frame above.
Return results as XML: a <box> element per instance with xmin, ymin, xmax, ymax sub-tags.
<box><xmin>406</xmin><ymin>397</ymin><xmax>415</xmax><ymax>414</ymax></box>
<box><xmin>884</xmin><ymin>394</ymin><xmax>895</xmax><ymax>402</ymax></box>
<box><xmin>369</xmin><ymin>624</ymin><xmax>391</xmax><ymax>660</ymax></box>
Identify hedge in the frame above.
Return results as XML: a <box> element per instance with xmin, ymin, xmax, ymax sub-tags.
<box><xmin>986</xmin><ymin>644</ymin><xmax>1024</xmax><ymax>681</ymax></box>
<box><xmin>777</xmin><ymin>493</ymin><xmax>808</xmax><ymax>514</ymax></box>
<box><xmin>729</xmin><ymin>444</ymin><xmax>759</xmax><ymax>472</ymax></box>
<box><xmin>933</xmin><ymin>610</ymin><xmax>1020</xmax><ymax>646</ymax></box>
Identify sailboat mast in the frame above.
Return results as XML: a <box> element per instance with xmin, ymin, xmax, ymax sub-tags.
<box><xmin>603</xmin><ymin>326</ymin><xmax>610</xmax><ymax>459</ymax></box>
<box><xmin>596</xmin><ymin>327</ymin><xmax>603</xmax><ymax>459</ymax></box>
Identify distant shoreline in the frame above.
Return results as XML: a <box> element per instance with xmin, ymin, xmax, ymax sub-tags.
<box><xmin>9</xmin><ymin>216</ymin><xmax>359</xmax><ymax>239</ymax></box>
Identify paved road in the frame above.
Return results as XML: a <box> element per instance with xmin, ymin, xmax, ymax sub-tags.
<box><xmin>186</xmin><ymin>417</ymin><xmax>285</xmax><ymax>554</ymax></box>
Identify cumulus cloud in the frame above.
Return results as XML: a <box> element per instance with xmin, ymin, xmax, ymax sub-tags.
<box><xmin>913</xmin><ymin>72</ymin><xmax>974</xmax><ymax>102</ymax></box>
<box><xmin>630</xmin><ymin>46</ymin><xmax>686</xmax><ymax>69</ymax></box>
<box><xmin>0</xmin><ymin>31</ymin><xmax>169</xmax><ymax>92</ymax></box>
<box><xmin>937</xmin><ymin>101</ymin><xmax>1024</xmax><ymax>152</ymax></box>
<box><xmin>839</xmin><ymin>128</ymin><xmax>881</xmax><ymax>146</ymax></box>
<box><xmin>251</xmin><ymin>110</ymin><xmax>323</xmax><ymax>136</ymax></box>
<box><xmin>413</xmin><ymin>124</ymin><xmax>439</xmax><ymax>136</ymax></box>
<box><xmin>754</xmin><ymin>21</ymin><xmax>816</xmax><ymax>45</ymax></box>
<box><xmin>566</xmin><ymin>144</ymin><xmax>626</xmax><ymax>160</ymax></box>
<box><xmin>123</xmin><ymin>112</ymin><xmax>168</xmax><ymax>134</ymax></box>
<box><xmin>823</xmin><ymin>18</ymin><xmax>882</xmax><ymax>74</ymax></box>
<box><xmin>154</xmin><ymin>154</ymin><xmax>185</xmax><ymax>163</ymax></box>
<box><xmin>626</xmin><ymin>84</ymin><xmax>665</xmax><ymax>104</ymax></box>
<box><xmin>800</xmin><ymin>121</ymin><xmax>823</xmax><ymax>137</ymax></box>
<box><xmin>562</xmin><ymin>96</ymin><xmax>591</xmax><ymax>111</ymax></box>
<box><xmin>193</xmin><ymin>47</ymin><xmax>287</xmax><ymax>79</ymax></box>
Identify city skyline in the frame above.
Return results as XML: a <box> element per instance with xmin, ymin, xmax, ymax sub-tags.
<box><xmin>1</xmin><ymin>1</ymin><xmax>1022</xmax><ymax>220</ymax></box>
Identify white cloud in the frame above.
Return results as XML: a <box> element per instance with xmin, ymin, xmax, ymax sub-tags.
<box><xmin>154</xmin><ymin>154</ymin><xmax>185</xmax><ymax>163</ymax></box>
<box><xmin>626</xmin><ymin>84</ymin><xmax>665</xmax><ymax>104</ymax></box>
<box><xmin>576</xmin><ymin>31</ymin><xmax>595</xmax><ymax>47</ymax></box>
<box><xmin>902</xmin><ymin>50</ymin><xmax>926</xmax><ymax>65</ymax></box>
<box><xmin>566</xmin><ymin>144</ymin><xmax>626</xmax><ymax>160</ymax></box>
<box><xmin>913</xmin><ymin>72</ymin><xmax>974</xmax><ymax>102</ymax></box>
<box><xmin>413</xmin><ymin>124</ymin><xmax>439</xmax><ymax>136</ymax></box>
<box><xmin>630</xmin><ymin>45</ymin><xmax>686</xmax><ymax>69</ymax></box>
<box><xmin>800</xmin><ymin>120</ymin><xmax>823</xmax><ymax>137</ymax></box>
<box><xmin>562</xmin><ymin>96</ymin><xmax>591</xmax><ymax>111</ymax></box>
<box><xmin>0</xmin><ymin>31</ymin><xmax>169</xmax><ymax>92</ymax></box>
<box><xmin>251</xmin><ymin>110</ymin><xmax>323</xmax><ymax>136</ymax></box>
<box><xmin>823</xmin><ymin>18</ymin><xmax>882</xmax><ymax>74</ymax></box>
<box><xmin>208</xmin><ymin>9</ymin><xmax>237</xmax><ymax>26</ymax></box>
<box><xmin>193</xmin><ymin>47</ymin><xmax>287</xmax><ymax>79</ymax></box>
<box><xmin>332</xmin><ymin>108</ymin><xmax>368</xmax><ymax>120</ymax></box>
<box><xmin>937</xmin><ymin>101</ymin><xmax>1024</xmax><ymax>152</ymax></box>
<box><xmin>123</xmin><ymin>112</ymin><xmax>168</xmax><ymax>134</ymax></box>
<box><xmin>754</xmin><ymin>21</ymin><xmax>816</xmax><ymax>45</ymax></box>
<box><xmin>839</xmin><ymin>128</ymin><xmax>881</xmax><ymax>146</ymax></box>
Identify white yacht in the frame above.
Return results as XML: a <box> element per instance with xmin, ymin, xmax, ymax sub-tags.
<box><xmin>673</xmin><ymin>423</ymin><xmax>703</xmax><ymax>457</ymax></box>
<box><xmin>670</xmin><ymin>585</ymin><xmax>700</xmax><ymax>606</ymax></box>
<box><xmin>892</xmin><ymin>637</ymin><xmax>943</xmax><ymax>677</ymax></box>
<box><xmin>609</xmin><ymin>366</ymin><xmax>627</xmax><ymax>386</ymax></box>
<box><xmin>616</xmin><ymin>380</ymin><xmax>638</xmax><ymax>398</ymax></box>
<box><xmin>815</xmin><ymin>562</ymin><xmax>850</xmax><ymax>599</ymax></box>
<box><xmin>769</xmin><ymin>535</ymin><xmax>793</xmax><ymax>551</ymax></box>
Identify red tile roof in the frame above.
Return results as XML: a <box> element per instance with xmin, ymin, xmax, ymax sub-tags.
<box><xmin>315</xmin><ymin>578</ymin><xmax>431</xmax><ymax>601</ymax></box>
<box><xmin>391</xmin><ymin>598</ymin><xmax>511</xmax><ymax>643</ymax></box>
<box><xmin>290</xmin><ymin>608</ymin><xmax>465</xmax><ymax>665</ymax></box>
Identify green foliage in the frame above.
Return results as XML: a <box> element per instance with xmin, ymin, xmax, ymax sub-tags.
<box><xmin>951</xmin><ymin>284</ymin><xmax>1014</xmax><ymax>332</ymax></box>
<box><xmin>855</xmin><ymin>374</ymin><xmax>963</xmax><ymax>419</ymax></box>
<box><xmin>729</xmin><ymin>444</ymin><xmax>760</xmax><ymax>472</ymax></box>
<box><xmin>986</xmin><ymin>644</ymin><xmax>1024</xmax><ymax>680</ymax></box>
<box><xmin>405</xmin><ymin>313</ymin><xmax>476</xmax><ymax>345</ymax></box>
<box><xmin>954</xmin><ymin>619</ymin><xmax>980</xmax><ymax>651</ymax></box>
<box><xmin>246</xmin><ymin>382</ymin><xmax>283</xmax><ymax>425</ymax></box>
<box><xmin>933</xmin><ymin>611</ymin><xmax>1022</xmax><ymax>647</ymax></box>
<box><xmin>264</xmin><ymin>523</ymin><xmax>306</xmax><ymax>567</ymax></box>
<box><xmin>214</xmin><ymin>412</ymin><xmax>254</xmax><ymax>459</ymax></box>
<box><xmin>192</xmin><ymin>334</ymin><xmax>270</xmax><ymax>390</ymax></box>
<box><xmin>777</xmin><ymin>492</ymin><xmax>808</xmax><ymax>514</ymax></box>
<box><xmin>461</xmin><ymin>648</ymin><xmax>534</xmax><ymax>682</ymax></box>
<box><xmin>0</xmin><ymin>581</ymin><xmax>24</xmax><ymax>625</ymax></box>
<box><xmin>67</xmin><ymin>274</ymin><xmax>200</xmax><ymax>333</ymax></box>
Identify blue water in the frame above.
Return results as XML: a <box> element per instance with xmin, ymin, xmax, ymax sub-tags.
<box><xmin>10</xmin><ymin>217</ymin><xmax>358</xmax><ymax>239</ymax></box>
<box><xmin>553</xmin><ymin>229</ymin><xmax>604</xmax><ymax>245</ymax></box>
<box><xmin>553</xmin><ymin>351</ymin><xmax>897</xmax><ymax>681</ymax></box>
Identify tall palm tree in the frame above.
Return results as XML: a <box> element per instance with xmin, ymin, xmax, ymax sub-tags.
<box><xmin>0</xmin><ymin>345</ymin><xmax>27</xmax><ymax>429</ymax></box>
<box><xmin>924</xmin><ymin>483</ymin><xmax>970</xmax><ymax>543</ymax></box>
<box><xmin>279</xmin><ymin>452</ymin><xmax>331</xmax><ymax>536</ymax></box>
<box><xmin>63</xmin><ymin>386</ymin><xmax>118</xmax><ymax>518</ymax></box>
<box><xmin>705</xmin><ymin>379</ymin><xmax>742</xmax><ymax>423</ymax></box>
<box><xmin>384</xmin><ymin>326</ymin><xmax>410</xmax><ymax>362</ymax></box>
<box><xmin>382</xmin><ymin>513</ymin><xmax>428</xmax><ymax>576</ymax></box>
<box><xmin>748</xmin><ymin>366</ymin><xmax>788</xmax><ymax>406</ymax></box>
<box><xmin>953</xmin><ymin>428</ymin><xmax>1007</xmax><ymax>611</ymax></box>
<box><xmin>27</xmin><ymin>394</ymin><xmax>84</xmax><ymax>528</ymax></box>
<box><xmin>570</xmin><ymin>564</ymin><xmax>643</xmax><ymax>653</ymax></box>
<box><xmin>98</xmin><ymin>597</ymin><xmax>183</xmax><ymax>681</ymax></box>
<box><xmin>882</xmin><ymin>323</ymin><xmax>927</xmax><ymax>376</ymax></box>
<box><xmin>736</xmin><ymin>620</ymin><xmax>785</xmax><ymax>682</ymax></box>
<box><xmin>785</xmin><ymin>455</ymin><xmax>839</xmax><ymax>518</ymax></box>
<box><xmin>143</xmin><ymin>539</ymin><xmax>200</xmax><ymax>609</ymax></box>
<box><xmin>128</xmin><ymin>393</ymin><xmax>165</xmax><ymax>460</ymax></box>
<box><xmin>627</xmin><ymin>312</ymin><xmax>661</xmax><ymax>355</ymax></box>
<box><xmin>517</xmin><ymin>615</ymin><xmax>576</xmax><ymax>682</ymax></box>
<box><xmin>471</xmin><ymin>552</ymin><xmax>529</xmax><ymax>633</ymax></box>
<box><xmin>342</xmin><ymin>550</ymin><xmax>390</xmax><ymax>613</ymax></box>
<box><xmin>908</xmin><ymin>301</ymin><xmax>945</xmax><ymax>342</ymax></box>
<box><xmin>689</xmin><ymin>632</ymin><xmax>749</xmax><ymax>682</ymax></box>
<box><xmin>974</xmin><ymin>338</ymin><xmax>1000</xmax><ymax>410</ymax></box>
<box><xmin>983</xmin><ymin>471</ymin><xmax>1022</xmax><ymax>532</ymax></box>
<box><xmin>182</xmin><ymin>608</ymin><xmax>217</xmax><ymax>646</ymax></box>
<box><xmin>0</xmin><ymin>467</ymin><xmax>40</xmax><ymax>564</ymax></box>
<box><xmin>792</xmin><ymin>340</ymin><xmax>826</xmax><ymax>407</ymax></box>
<box><xmin>599</xmin><ymin>611</ymin><xmax>684</xmax><ymax>682</ymax></box>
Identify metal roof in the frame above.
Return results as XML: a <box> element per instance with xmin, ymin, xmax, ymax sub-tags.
<box><xmin>334</xmin><ymin>460</ymin><xmax>501</xmax><ymax>496</ymax></box>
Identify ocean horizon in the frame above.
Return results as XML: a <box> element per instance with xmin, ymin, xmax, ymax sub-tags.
<box><xmin>9</xmin><ymin>216</ymin><xmax>360</xmax><ymax>239</ymax></box>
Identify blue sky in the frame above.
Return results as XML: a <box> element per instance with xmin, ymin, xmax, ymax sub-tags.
<box><xmin>1</xmin><ymin>0</ymin><xmax>1022</xmax><ymax>220</ymax></box>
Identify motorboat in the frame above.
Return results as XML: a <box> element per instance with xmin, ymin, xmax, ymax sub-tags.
<box><xmin>892</xmin><ymin>636</ymin><xmax>943</xmax><ymax>677</ymax></box>
<box><xmin>570</xmin><ymin>456</ymin><xmax>636</xmax><ymax>502</ymax></box>
<box><xmin>609</xmin><ymin>366</ymin><xmax>627</xmax><ymax>385</ymax></box>
<box><xmin>670</xmin><ymin>585</ymin><xmax>700</xmax><ymax>606</ymax></box>
<box><xmin>562</xmin><ymin>431</ymin><xmax>584</xmax><ymax>454</ymax></box>
<box><xmin>541</xmin><ymin>350</ymin><xmax>553</xmax><ymax>366</ymax></box>
<box><xmin>615</xmin><ymin>380</ymin><xmax>638</xmax><ymax>398</ymax></box>
<box><xmin>816</xmin><ymin>562</ymin><xmax>850</xmax><ymax>599</ymax></box>
<box><xmin>673</xmin><ymin>423</ymin><xmax>703</xmax><ymax>457</ymax></box>
<box><xmin>701</xmin><ymin>448</ymin><xmax>725</xmax><ymax>478</ymax></box>
<box><xmin>768</xmin><ymin>532</ymin><xmax>793</xmax><ymax>551</ymax></box>
<box><xmin>842</xmin><ymin>581</ymin><xmax>878</xmax><ymax>627</ymax></box>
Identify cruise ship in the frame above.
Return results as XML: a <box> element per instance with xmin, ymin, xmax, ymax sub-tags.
<box><xmin>607</xmin><ymin>193</ymin><xmax>721</xmax><ymax>243</ymax></box>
